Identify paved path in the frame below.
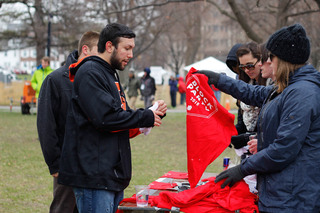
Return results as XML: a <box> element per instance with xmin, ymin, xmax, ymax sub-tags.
<box><xmin>0</xmin><ymin>105</ymin><xmax>236</xmax><ymax>114</ymax></box>
<box><xmin>0</xmin><ymin>105</ymin><xmax>21</xmax><ymax>113</ymax></box>
<box><xmin>0</xmin><ymin>106</ymin><xmax>187</xmax><ymax>113</ymax></box>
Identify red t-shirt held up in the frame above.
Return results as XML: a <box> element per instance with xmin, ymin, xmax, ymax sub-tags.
<box><xmin>186</xmin><ymin>67</ymin><xmax>238</xmax><ymax>188</ymax></box>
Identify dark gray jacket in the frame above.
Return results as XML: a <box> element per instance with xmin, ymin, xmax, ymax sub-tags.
<box><xmin>140</xmin><ymin>74</ymin><xmax>156</xmax><ymax>96</ymax></box>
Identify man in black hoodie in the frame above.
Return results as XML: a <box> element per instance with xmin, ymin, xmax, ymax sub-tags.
<box><xmin>58</xmin><ymin>23</ymin><xmax>167</xmax><ymax>213</ymax></box>
<box><xmin>37</xmin><ymin>31</ymin><xmax>100</xmax><ymax>213</ymax></box>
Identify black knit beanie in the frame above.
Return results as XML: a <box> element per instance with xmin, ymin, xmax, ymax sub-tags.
<box><xmin>266</xmin><ymin>23</ymin><xmax>310</xmax><ymax>64</ymax></box>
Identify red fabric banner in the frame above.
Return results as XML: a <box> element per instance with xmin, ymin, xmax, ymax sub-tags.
<box><xmin>150</xmin><ymin>179</ymin><xmax>259</xmax><ymax>213</ymax></box>
<box><xmin>161</xmin><ymin>171</ymin><xmax>188</xmax><ymax>179</ymax></box>
<box><xmin>148</xmin><ymin>181</ymin><xmax>178</xmax><ymax>190</ymax></box>
<box><xmin>186</xmin><ymin>67</ymin><xmax>238</xmax><ymax>188</ymax></box>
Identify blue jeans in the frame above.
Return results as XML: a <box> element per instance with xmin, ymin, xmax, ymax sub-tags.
<box><xmin>73</xmin><ymin>187</ymin><xmax>123</xmax><ymax>213</ymax></box>
<box><xmin>170</xmin><ymin>91</ymin><xmax>177</xmax><ymax>107</ymax></box>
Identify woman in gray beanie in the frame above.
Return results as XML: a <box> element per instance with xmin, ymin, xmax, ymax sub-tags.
<box><xmin>196</xmin><ymin>23</ymin><xmax>320</xmax><ymax>212</ymax></box>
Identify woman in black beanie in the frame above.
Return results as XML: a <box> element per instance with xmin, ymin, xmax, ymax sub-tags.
<box><xmin>197</xmin><ymin>23</ymin><xmax>320</xmax><ymax>212</ymax></box>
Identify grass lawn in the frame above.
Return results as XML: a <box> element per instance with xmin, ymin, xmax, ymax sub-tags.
<box><xmin>0</xmin><ymin>110</ymin><xmax>238</xmax><ymax>212</ymax></box>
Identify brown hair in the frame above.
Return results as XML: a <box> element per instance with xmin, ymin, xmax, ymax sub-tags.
<box><xmin>236</xmin><ymin>42</ymin><xmax>267</xmax><ymax>86</ymax></box>
<box><xmin>275</xmin><ymin>57</ymin><xmax>305</xmax><ymax>93</ymax></box>
<box><xmin>259</xmin><ymin>43</ymin><xmax>269</xmax><ymax>64</ymax></box>
<box><xmin>237</xmin><ymin>42</ymin><xmax>261</xmax><ymax>60</ymax></box>
<box><xmin>78</xmin><ymin>31</ymin><xmax>100</xmax><ymax>55</ymax></box>
<box><xmin>41</xmin><ymin>56</ymin><xmax>50</xmax><ymax>65</ymax></box>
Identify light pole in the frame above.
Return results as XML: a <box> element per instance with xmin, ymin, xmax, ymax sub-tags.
<box><xmin>47</xmin><ymin>13</ymin><xmax>52</xmax><ymax>57</ymax></box>
<box><xmin>47</xmin><ymin>0</ymin><xmax>52</xmax><ymax>57</ymax></box>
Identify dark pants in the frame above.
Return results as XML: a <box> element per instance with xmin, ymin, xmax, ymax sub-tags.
<box><xmin>143</xmin><ymin>95</ymin><xmax>153</xmax><ymax>108</ymax></box>
<box><xmin>170</xmin><ymin>91</ymin><xmax>177</xmax><ymax>107</ymax></box>
<box><xmin>180</xmin><ymin>93</ymin><xmax>186</xmax><ymax>105</ymax></box>
<box><xmin>50</xmin><ymin>177</ymin><xmax>78</xmax><ymax>213</ymax></box>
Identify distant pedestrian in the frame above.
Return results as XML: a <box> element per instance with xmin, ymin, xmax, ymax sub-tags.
<box><xmin>140</xmin><ymin>67</ymin><xmax>156</xmax><ymax>108</ymax></box>
<box><xmin>169</xmin><ymin>75</ymin><xmax>178</xmax><ymax>108</ymax></box>
<box><xmin>31</xmin><ymin>56</ymin><xmax>53</xmax><ymax>99</ymax></box>
<box><xmin>124</xmin><ymin>69</ymin><xmax>140</xmax><ymax>110</ymax></box>
<box><xmin>178</xmin><ymin>76</ymin><xmax>186</xmax><ymax>105</ymax></box>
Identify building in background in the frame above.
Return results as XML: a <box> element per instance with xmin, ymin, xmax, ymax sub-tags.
<box><xmin>199</xmin><ymin>9</ymin><xmax>247</xmax><ymax>62</ymax></box>
<box><xmin>0</xmin><ymin>45</ymin><xmax>63</xmax><ymax>75</ymax></box>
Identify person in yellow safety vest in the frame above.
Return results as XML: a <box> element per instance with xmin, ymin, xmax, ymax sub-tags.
<box><xmin>31</xmin><ymin>56</ymin><xmax>53</xmax><ymax>98</ymax></box>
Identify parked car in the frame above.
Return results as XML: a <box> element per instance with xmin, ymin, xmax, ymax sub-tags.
<box><xmin>0</xmin><ymin>67</ymin><xmax>17</xmax><ymax>83</ymax></box>
<box><xmin>12</xmin><ymin>69</ymin><xmax>28</xmax><ymax>75</ymax></box>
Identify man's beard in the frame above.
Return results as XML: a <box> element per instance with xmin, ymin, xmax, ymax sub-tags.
<box><xmin>110</xmin><ymin>49</ymin><xmax>124</xmax><ymax>71</ymax></box>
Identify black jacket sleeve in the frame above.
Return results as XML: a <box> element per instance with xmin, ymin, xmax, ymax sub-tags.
<box><xmin>37</xmin><ymin>76</ymin><xmax>61</xmax><ymax>175</ymax></box>
<box><xmin>75</xmin><ymin>69</ymin><xmax>154</xmax><ymax>131</ymax></box>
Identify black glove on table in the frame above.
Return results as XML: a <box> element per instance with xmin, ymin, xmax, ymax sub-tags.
<box><xmin>194</xmin><ymin>70</ymin><xmax>220</xmax><ymax>86</ymax></box>
<box><xmin>214</xmin><ymin>164</ymin><xmax>245</xmax><ymax>188</ymax></box>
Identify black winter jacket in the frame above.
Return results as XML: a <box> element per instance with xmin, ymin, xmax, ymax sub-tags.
<box><xmin>140</xmin><ymin>74</ymin><xmax>156</xmax><ymax>96</ymax></box>
<box><xmin>37</xmin><ymin>50</ymin><xmax>78</xmax><ymax>174</ymax></box>
<box><xmin>58</xmin><ymin>56</ymin><xmax>154</xmax><ymax>191</ymax></box>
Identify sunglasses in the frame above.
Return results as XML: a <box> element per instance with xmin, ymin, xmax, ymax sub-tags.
<box><xmin>269</xmin><ymin>53</ymin><xmax>275</xmax><ymax>61</ymax></box>
<box><xmin>239</xmin><ymin>59</ymin><xmax>259</xmax><ymax>71</ymax></box>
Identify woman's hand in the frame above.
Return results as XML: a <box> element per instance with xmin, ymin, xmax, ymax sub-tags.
<box><xmin>248</xmin><ymin>139</ymin><xmax>257</xmax><ymax>154</ymax></box>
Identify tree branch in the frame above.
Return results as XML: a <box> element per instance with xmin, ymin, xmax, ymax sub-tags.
<box><xmin>226</xmin><ymin>0</ymin><xmax>263</xmax><ymax>43</ymax></box>
<box><xmin>103</xmin><ymin>0</ymin><xmax>203</xmax><ymax>15</ymax></box>
<box><xmin>206</xmin><ymin>0</ymin><xmax>237</xmax><ymax>21</ymax></box>
<box><xmin>284</xmin><ymin>9</ymin><xmax>320</xmax><ymax>18</ymax></box>
<box><xmin>314</xmin><ymin>0</ymin><xmax>320</xmax><ymax>9</ymax></box>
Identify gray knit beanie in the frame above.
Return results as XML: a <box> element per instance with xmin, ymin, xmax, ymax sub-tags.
<box><xmin>266</xmin><ymin>23</ymin><xmax>310</xmax><ymax>64</ymax></box>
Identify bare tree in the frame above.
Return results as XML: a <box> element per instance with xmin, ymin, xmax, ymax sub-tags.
<box><xmin>29</xmin><ymin>0</ymin><xmax>47</xmax><ymax>63</ymax></box>
<box><xmin>96</xmin><ymin>0</ymin><xmax>172</xmax><ymax>64</ymax></box>
<box><xmin>1</xmin><ymin>0</ymin><xmax>320</xmax><ymax>69</ymax></box>
<box><xmin>161</xmin><ymin>1</ymin><xmax>207</xmax><ymax>73</ymax></box>
<box><xmin>0</xmin><ymin>0</ymin><xmax>101</xmax><ymax>64</ymax></box>
<box><xmin>207</xmin><ymin>0</ymin><xmax>320</xmax><ymax>67</ymax></box>
<box><xmin>163</xmin><ymin>33</ymin><xmax>187</xmax><ymax>75</ymax></box>
<box><xmin>0</xmin><ymin>0</ymin><xmax>53</xmax><ymax>64</ymax></box>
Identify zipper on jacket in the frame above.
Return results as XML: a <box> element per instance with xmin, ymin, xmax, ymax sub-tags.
<box><xmin>258</xmin><ymin>87</ymin><xmax>278</xmax><ymax>150</ymax></box>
